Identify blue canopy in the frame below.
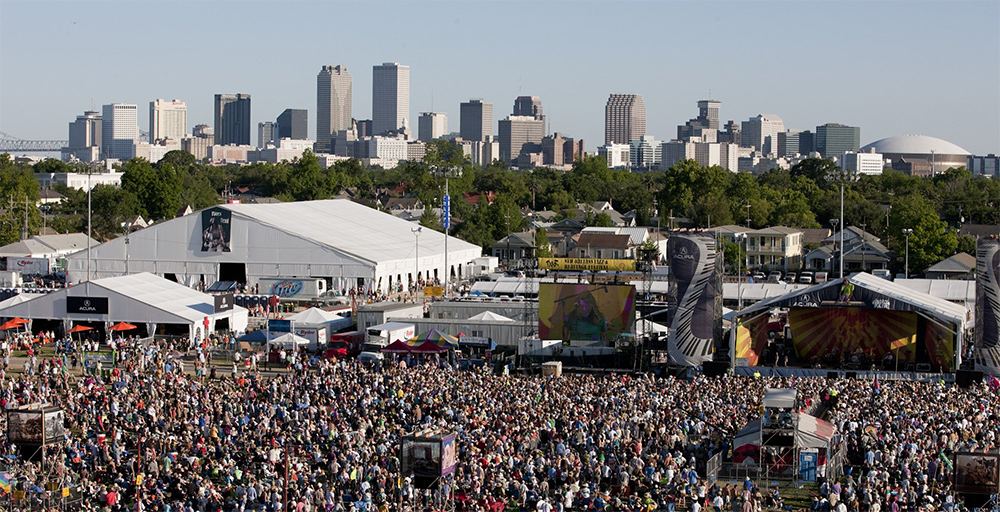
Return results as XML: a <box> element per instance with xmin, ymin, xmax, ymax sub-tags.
<box><xmin>237</xmin><ymin>330</ymin><xmax>275</xmax><ymax>343</ymax></box>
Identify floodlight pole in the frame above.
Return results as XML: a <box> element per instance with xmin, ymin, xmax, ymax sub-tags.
<box><xmin>840</xmin><ymin>182</ymin><xmax>845</xmax><ymax>279</ymax></box>
<box><xmin>412</xmin><ymin>227</ymin><xmax>422</xmax><ymax>294</ymax></box>
<box><xmin>902</xmin><ymin>228</ymin><xmax>913</xmax><ymax>278</ymax></box>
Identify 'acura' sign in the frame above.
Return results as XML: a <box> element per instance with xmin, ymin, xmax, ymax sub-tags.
<box><xmin>67</xmin><ymin>296</ymin><xmax>109</xmax><ymax>315</ymax></box>
<box><xmin>214</xmin><ymin>293</ymin><xmax>234</xmax><ymax>313</ymax></box>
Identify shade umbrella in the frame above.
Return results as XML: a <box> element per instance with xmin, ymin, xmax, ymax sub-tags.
<box><xmin>109</xmin><ymin>322</ymin><xmax>138</xmax><ymax>332</ymax></box>
<box><xmin>405</xmin><ymin>329</ymin><xmax>459</xmax><ymax>348</ymax></box>
<box><xmin>67</xmin><ymin>325</ymin><xmax>94</xmax><ymax>334</ymax></box>
<box><xmin>0</xmin><ymin>320</ymin><xmax>22</xmax><ymax>331</ymax></box>
<box><xmin>10</xmin><ymin>318</ymin><xmax>28</xmax><ymax>325</ymax></box>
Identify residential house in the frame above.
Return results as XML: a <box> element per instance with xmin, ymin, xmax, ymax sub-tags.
<box><xmin>383</xmin><ymin>197</ymin><xmax>423</xmax><ymax>212</ymax></box>
<box><xmin>745</xmin><ymin>226</ymin><xmax>803</xmax><ymax>271</ymax></box>
<box><xmin>491</xmin><ymin>231</ymin><xmax>535</xmax><ymax>264</ymax></box>
<box><xmin>804</xmin><ymin>226</ymin><xmax>892</xmax><ymax>273</ymax></box>
<box><xmin>573</xmin><ymin>232</ymin><xmax>634</xmax><ymax>259</ymax></box>
<box><xmin>958</xmin><ymin>224</ymin><xmax>1000</xmax><ymax>240</ymax></box>
<box><xmin>924</xmin><ymin>252</ymin><xmax>976</xmax><ymax>280</ymax></box>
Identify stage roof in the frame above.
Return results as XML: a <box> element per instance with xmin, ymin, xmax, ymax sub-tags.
<box><xmin>733</xmin><ymin>272</ymin><xmax>967</xmax><ymax>330</ymax></box>
<box><xmin>763</xmin><ymin>388</ymin><xmax>796</xmax><ymax>409</ymax></box>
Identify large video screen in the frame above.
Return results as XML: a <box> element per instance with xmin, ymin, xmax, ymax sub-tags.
<box><xmin>788</xmin><ymin>307</ymin><xmax>917</xmax><ymax>363</ymax></box>
<box><xmin>954</xmin><ymin>452</ymin><xmax>1000</xmax><ymax>494</ymax></box>
<box><xmin>538</xmin><ymin>283</ymin><xmax>635</xmax><ymax>342</ymax></box>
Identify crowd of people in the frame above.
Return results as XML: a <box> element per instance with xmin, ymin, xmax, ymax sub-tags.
<box><xmin>0</xmin><ymin>338</ymin><xmax>995</xmax><ymax>512</ymax></box>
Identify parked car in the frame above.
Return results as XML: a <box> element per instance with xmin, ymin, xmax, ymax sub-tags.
<box><xmin>872</xmin><ymin>269</ymin><xmax>892</xmax><ymax>280</ymax></box>
<box><xmin>799</xmin><ymin>271</ymin><xmax>814</xmax><ymax>284</ymax></box>
<box><xmin>784</xmin><ymin>272</ymin><xmax>797</xmax><ymax>283</ymax></box>
<box><xmin>752</xmin><ymin>272</ymin><xmax>766</xmax><ymax>282</ymax></box>
<box><xmin>767</xmin><ymin>271</ymin><xmax>782</xmax><ymax>283</ymax></box>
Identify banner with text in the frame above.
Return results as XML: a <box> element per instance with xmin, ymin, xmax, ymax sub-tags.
<box><xmin>538</xmin><ymin>258</ymin><xmax>636</xmax><ymax>272</ymax></box>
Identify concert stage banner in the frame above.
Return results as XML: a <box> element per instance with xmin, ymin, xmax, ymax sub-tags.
<box><xmin>667</xmin><ymin>233</ymin><xmax>722</xmax><ymax>366</ymax></box>
<box><xmin>976</xmin><ymin>239</ymin><xmax>1000</xmax><ymax>375</ymax></box>
<box><xmin>735</xmin><ymin>314</ymin><xmax>770</xmax><ymax>366</ymax></box>
<box><xmin>787</xmin><ymin>307</ymin><xmax>917</xmax><ymax>363</ymax></box>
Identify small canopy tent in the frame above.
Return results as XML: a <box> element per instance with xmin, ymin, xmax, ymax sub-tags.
<box><xmin>237</xmin><ymin>330</ymin><xmax>276</xmax><ymax>343</ymax></box>
<box><xmin>288</xmin><ymin>307</ymin><xmax>353</xmax><ymax>332</ymax></box>
<box><xmin>381</xmin><ymin>340</ymin><xmax>414</xmax><ymax>354</ymax></box>
<box><xmin>267</xmin><ymin>332</ymin><xmax>310</xmax><ymax>351</ymax></box>
<box><xmin>406</xmin><ymin>329</ymin><xmax>458</xmax><ymax>348</ymax></box>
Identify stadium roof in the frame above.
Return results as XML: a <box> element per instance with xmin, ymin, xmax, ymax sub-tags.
<box><xmin>861</xmin><ymin>135</ymin><xmax>970</xmax><ymax>156</ymax></box>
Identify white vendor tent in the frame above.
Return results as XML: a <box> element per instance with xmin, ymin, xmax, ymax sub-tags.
<box><xmin>0</xmin><ymin>293</ymin><xmax>38</xmax><ymax>310</ymax></box>
<box><xmin>288</xmin><ymin>307</ymin><xmax>352</xmax><ymax>331</ymax></box>
<box><xmin>64</xmin><ymin>199</ymin><xmax>483</xmax><ymax>295</ymax></box>
<box><xmin>267</xmin><ymin>332</ymin><xmax>310</xmax><ymax>351</ymax></box>
<box><xmin>0</xmin><ymin>272</ymin><xmax>248</xmax><ymax>341</ymax></box>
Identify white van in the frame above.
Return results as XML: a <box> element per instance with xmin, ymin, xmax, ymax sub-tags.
<box><xmin>814</xmin><ymin>272</ymin><xmax>828</xmax><ymax>283</ymax></box>
<box><xmin>872</xmin><ymin>269</ymin><xmax>892</xmax><ymax>280</ymax></box>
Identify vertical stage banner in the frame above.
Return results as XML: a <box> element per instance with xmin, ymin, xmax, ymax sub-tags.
<box><xmin>667</xmin><ymin>232</ymin><xmax>722</xmax><ymax>366</ymax></box>
<box><xmin>977</xmin><ymin>239</ymin><xmax>1000</xmax><ymax>375</ymax></box>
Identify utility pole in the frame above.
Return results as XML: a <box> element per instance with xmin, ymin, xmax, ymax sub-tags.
<box><xmin>433</xmin><ymin>165</ymin><xmax>460</xmax><ymax>297</ymax></box>
<box><xmin>902</xmin><ymin>228</ymin><xmax>913</xmax><ymax>278</ymax></box>
<box><xmin>839</xmin><ymin>181</ymin><xmax>845</xmax><ymax>279</ymax></box>
<box><xmin>745</xmin><ymin>202</ymin><xmax>752</xmax><ymax>229</ymax></box>
<box><xmin>87</xmin><ymin>170</ymin><xmax>92</xmax><ymax>281</ymax></box>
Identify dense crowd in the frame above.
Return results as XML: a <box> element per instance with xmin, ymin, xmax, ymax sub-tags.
<box><xmin>0</xmin><ymin>341</ymin><xmax>996</xmax><ymax>512</ymax></box>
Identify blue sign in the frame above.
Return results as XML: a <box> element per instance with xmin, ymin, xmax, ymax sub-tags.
<box><xmin>270</xmin><ymin>280</ymin><xmax>304</xmax><ymax>297</ymax></box>
<box><xmin>799</xmin><ymin>451</ymin><xmax>818</xmax><ymax>482</ymax></box>
<box><xmin>443</xmin><ymin>194</ymin><xmax>451</xmax><ymax>229</ymax></box>
<box><xmin>268</xmin><ymin>320</ymin><xmax>292</xmax><ymax>333</ymax></box>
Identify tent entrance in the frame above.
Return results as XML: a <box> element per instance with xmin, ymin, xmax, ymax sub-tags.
<box><xmin>219</xmin><ymin>263</ymin><xmax>247</xmax><ymax>285</ymax></box>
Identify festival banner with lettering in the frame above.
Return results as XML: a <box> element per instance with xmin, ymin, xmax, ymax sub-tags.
<box><xmin>787</xmin><ymin>307</ymin><xmax>917</xmax><ymax>362</ymax></box>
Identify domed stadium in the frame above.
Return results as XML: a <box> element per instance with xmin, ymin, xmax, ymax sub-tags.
<box><xmin>861</xmin><ymin>135</ymin><xmax>970</xmax><ymax>177</ymax></box>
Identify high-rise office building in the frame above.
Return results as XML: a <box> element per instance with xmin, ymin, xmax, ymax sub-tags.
<box><xmin>815</xmin><ymin>123</ymin><xmax>860</xmax><ymax>158</ymax></box>
<box><xmin>62</xmin><ymin>111</ymin><xmax>102</xmax><ymax>163</ymax></box>
<box><xmin>605</xmin><ymin>94</ymin><xmax>646</xmax><ymax>145</ymax></box>
<box><xmin>542</xmin><ymin>133</ymin><xmax>584</xmax><ymax>166</ymax></box>
<box><xmin>678</xmin><ymin>100</ymin><xmax>722</xmax><ymax>141</ymax></box>
<box><xmin>777</xmin><ymin>130</ymin><xmax>802</xmax><ymax>158</ymax></box>
<box><xmin>498</xmin><ymin>116</ymin><xmax>545</xmax><ymax>163</ymax></box>
<box><xmin>418</xmin><ymin>112</ymin><xmax>447</xmax><ymax>141</ymax></box>
<box><xmin>372</xmin><ymin>62</ymin><xmax>410</xmax><ymax>136</ymax></box>
<box><xmin>101</xmin><ymin>103</ymin><xmax>139</xmax><ymax>160</ymax></box>
<box><xmin>149</xmin><ymin>99</ymin><xmax>187</xmax><ymax>142</ymax></box>
<box><xmin>513</xmin><ymin>96</ymin><xmax>543</xmax><ymax>118</ymax></box>
<box><xmin>460</xmin><ymin>99</ymin><xmax>493</xmax><ymax>142</ymax></box>
<box><xmin>316</xmin><ymin>65</ymin><xmax>352</xmax><ymax>153</ymax></box>
<box><xmin>68</xmin><ymin>111</ymin><xmax>102</xmax><ymax>150</ymax></box>
<box><xmin>740</xmin><ymin>114</ymin><xmax>785</xmax><ymax>154</ymax></box>
<box><xmin>630</xmin><ymin>135</ymin><xmax>662</xmax><ymax>168</ymax></box>
<box><xmin>214</xmin><ymin>93</ymin><xmax>252</xmax><ymax>146</ymax></box>
<box><xmin>258</xmin><ymin>122</ymin><xmax>276</xmax><ymax>148</ymax></box>
<box><xmin>277</xmin><ymin>109</ymin><xmax>308</xmax><ymax>140</ymax></box>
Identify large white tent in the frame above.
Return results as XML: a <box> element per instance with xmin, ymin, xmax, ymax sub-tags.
<box><xmin>0</xmin><ymin>273</ymin><xmax>248</xmax><ymax>341</ymax></box>
<box><xmin>64</xmin><ymin>199</ymin><xmax>483</xmax><ymax>294</ymax></box>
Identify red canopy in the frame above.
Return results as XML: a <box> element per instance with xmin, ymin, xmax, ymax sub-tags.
<box><xmin>109</xmin><ymin>322</ymin><xmax>138</xmax><ymax>332</ymax></box>
<box><xmin>67</xmin><ymin>325</ymin><xmax>94</xmax><ymax>333</ymax></box>
<box><xmin>381</xmin><ymin>340</ymin><xmax>413</xmax><ymax>354</ymax></box>
<box><xmin>10</xmin><ymin>318</ymin><xmax>28</xmax><ymax>325</ymax></box>
<box><xmin>0</xmin><ymin>320</ymin><xmax>21</xmax><ymax>330</ymax></box>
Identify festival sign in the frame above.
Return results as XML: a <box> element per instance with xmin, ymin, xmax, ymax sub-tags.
<box><xmin>538</xmin><ymin>258</ymin><xmax>636</xmax><ymax>272</ymax></box>
<box><xmin>200</xmin><ymin>207</ymin><xmax>232</xmax><ymax>252</ymax></box>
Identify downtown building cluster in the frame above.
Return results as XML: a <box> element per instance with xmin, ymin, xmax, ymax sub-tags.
<box><xmin>54</xmin><ymin>62</ymin><xmax>997</xmax><ymax>178</ymax></box>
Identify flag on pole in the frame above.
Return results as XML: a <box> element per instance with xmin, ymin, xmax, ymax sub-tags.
<box><xmin>873</xmin><ymin>374</ymin><xmax>881</xmax><ymax>392</ymax></box>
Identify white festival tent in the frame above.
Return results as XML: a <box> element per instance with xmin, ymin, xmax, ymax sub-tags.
<box><xmin>267</xmin><ymin>332</ymin><xmax>310</xmax><ymax>351</ymax></box>
<box><xmin>288</xmin><ymin>307</ymin><xmax>352</xmax><ymax>331</ymax></box>
<box><xmin>64</xmin><ymin>199</ymin><xmax>482</xmax><ymax>295</ymax></box>
<box><xmin>466</xmin><ymin>311</ymin><xmax>515</xmax><ymax>322</ymax></box>
<box><xmin>0</xmin><ymin>272</ymin><xmax>248</xmax><ymax>341</ymax></box>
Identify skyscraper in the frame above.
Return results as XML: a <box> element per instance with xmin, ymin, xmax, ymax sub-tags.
<box><xmin>214</xmin><ymin>93</ymin><xmax>252</xmax><ymax>146</ymax></box>
<box><xmin>258</xmin><ymin>122</ymin><xmax>276</xmax><ymax>148</ymax></box>
<box><xmin>513</xmin><ymin>96</ymin><xmax>543</xmax><ymax>118</ymax></box>
<box><xmin>740</xmin><ymin>114</ymin><xmax>785</xmax><ymax>154</ymax></box>
<box><xmin>815</xmin><ymin>123</ymin><xmax>861</xmax><ymax>158</ymax></box>
<box><xmin>149</xmin><ymin>99</ymin><xmax>187</xmax><ymax>141</ymax></box>
<box><xmin>101</xmin><ymin>103</ymin><xmax>138</xmax><ymax>160</ymax></box>
<box><xmin>68</xmin><ymin>111</ymin><xmax>102</xmax><ymax>150</ymax></box>
<box><xmin>498</xmin><ymin>116</ymin><xmax>545</xmax><ymax>163</ymax></box>
<box><xmin>698</xmin><ymin>100</ymin><xmax>721</xmax><ymax>130</ymax></box>
<box><xmin>418</xmin><ymin>112</ymin><xmax>447</xmax><ymax>141</ymax></box>
<box><xmin>316</xmin><ymin>65</ymin><xmax>352</xmax><ymax>153</ymax></box>
<box><xmin>372</xmin><ymin>62</ymin><xmax>410</xmax><ymax>136</ymax></box>
<box><xmin>460</xmin><ymin>99</ymin><xmax>493</xmax><ymax>142</ymax></box>
<box><xmin>277</xmin><ymin>109</ymin><xmax>308</xmax><ymax>140</ymax></box>
<box><xmin>605</xmin><ymin>94</ymin><xmax>646</xmax><ymax>145</ymax></box>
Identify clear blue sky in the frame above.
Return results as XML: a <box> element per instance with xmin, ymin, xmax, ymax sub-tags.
<box><xmin>2</xmin><ymin>0</ymin><xmax>998</xmax><ymax>155</ymax></box>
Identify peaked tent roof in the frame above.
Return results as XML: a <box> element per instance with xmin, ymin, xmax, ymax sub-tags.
<box><xmin>0</xmin><ymin>294</ymin><xmax>37</xmax><ymax>310</ymax></box>
<box><xmin>733</xmin><ymin>272</ymin><xmax>967</xmax><ymax>330</ymax></box>
<box><xmin>289</xmin><ymin>307</ymin><xmax>344</xmax><ymax>325</ymax></box>
<box><xmin>267</xmin><ymin>332</ymin><xmax>310</xmax><ymax>349</ymax></box>
<box><xmin>0</xmin><ymin>272</ymin><xmax>247</xmax><ymax>325</ymax></box>
<box><xmin>467</xmin><ymin>311</ymin><xmax>515</xmax><ymax>322</ymax></box>
<box><xmin>734</xmin><ymin>413</ymin><xmax>835</xmax><ymax>450</ymax></box>
<box><xmin>221</xmin><ymin>199</ymin><xmax>481</xmax><ymax>266</ymax></box>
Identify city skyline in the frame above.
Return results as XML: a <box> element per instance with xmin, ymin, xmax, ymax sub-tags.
<box><xmin>1</xmin><ymin>1</ymin><xmax>998</xmax><ymax>155</ymax></box>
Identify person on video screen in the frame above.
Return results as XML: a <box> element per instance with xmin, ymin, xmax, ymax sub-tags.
<box><xmin>563</xmin><ymin>291</ymin><xmax>607</xmax><ymax>342</ymax></box>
